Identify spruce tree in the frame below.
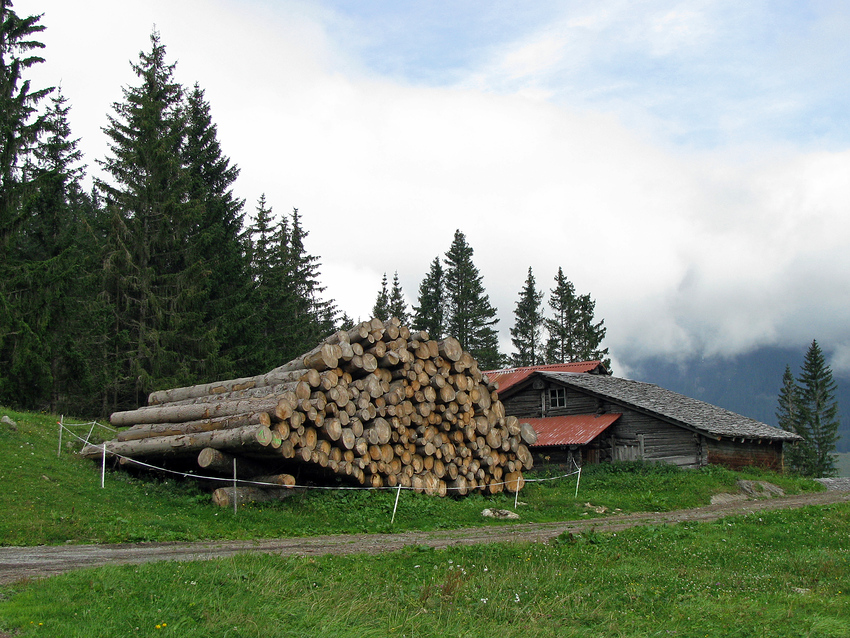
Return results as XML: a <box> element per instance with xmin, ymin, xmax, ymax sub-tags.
<box><xmin>0</xmin><ymin>0</ymin><xmax>51</xmax><ymax>251</ymax></box>
<box><xmin>246</xmin><ymin>194</ymin><xmax>281</xmax><ymax>371</ymax></box>
<box><xmin>388</xmin><ymin>272</ymin><xmax>409</xmax><ymax>324</ymax></box>
<box><xmin>412</xmin><ymin>256</ymin><xmax>444</xmax><ymax>339</ymax></box>
<box><xmin>510</xmin><ymin>267</ymin><xmax>544</xmax><ymax>367</ymax></box>
<box><xmin>285</xmin><ymin>207</ymin><xmax>338</xmax><ymax>352</ymax></box>
<box><xmin>443</xmin><ymin>230</ymin><xmax>501</xmax><ymax>369</ymax></box>
<box><xmin>12</xmin><ymin>90</ymin><xmax>103</xmax><ymax>412</ymax></box>
<box><xmin>795</xmin><ymin>340</ymin><xmax>840</xmax><ymax>477</ymax></box>
<box><xmin>0</xmin><ymin>1</ymin><xmax>52</xmax><ymax>407</ymax></box>
<box><xmin>545</xmin><ymin>267</ymin><xmax>578</xmax><ymax>365</ymax></box>
<box><xmin>776</xmin><ymin>364</ymin><xmax>810</xmax><ymax>474</ymax></box>
<box><xmin>372</xmin><ymin>272</ymin><xmax>389</xmax><ymax>321</ymax></box>
<box><xmin>545</xmin><ymin>267</ymin><xmax>611</xmax><ymax>370</ymax></box>
<box><xmin>97</xmin><ymin>30</ymin><xmax>198</xmax><ymax>408</ymax></box>
<box><xmin>183</xmin><ymin>82</ymin><xmax>251</xmax><ymax>378</ymax></box>
<box><xmin>574</xmin><ymin>292</ymin><xmax>611</xmax><ymax>369</ymax></box>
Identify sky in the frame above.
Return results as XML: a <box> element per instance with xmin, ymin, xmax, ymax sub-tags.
<box><xmin>18</xmin><ymin>0</ymin><xmax>850</xmax><ymax>377</ymax></box>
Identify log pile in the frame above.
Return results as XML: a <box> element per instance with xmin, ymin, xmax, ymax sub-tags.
<box><xmin>81</xmin><ymin>318</ymin><xmax>535</xmax><ymax>500</ymax></box>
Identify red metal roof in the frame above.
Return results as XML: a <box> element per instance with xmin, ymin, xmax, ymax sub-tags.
<box><xmin>521</xmin><ymin>413</ymin><xmax>621</xmax><ymax>446</ymax></box>
<box><xmin>485</xmin><ymin>361</ymin><xmax>606</xmax><ymax>395</ymax></box>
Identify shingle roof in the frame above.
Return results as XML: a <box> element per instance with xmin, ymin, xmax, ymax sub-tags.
<box><xmin>521</xmin><ymin>414</ymin><xmax>622</xmax><ymax>446</ymax></box>
<box><xmin>536</xmin><ymin>372</ymin><xmax>802</xmax><ymax>442</ymax></box>
<box><xmin>485</xmin><ymin>361</ymin><xmax>608</xmax><ymax>395</ymax></box>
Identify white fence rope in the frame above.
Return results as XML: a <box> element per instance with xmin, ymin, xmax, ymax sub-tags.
<box><xmin>56</xmin><ymin>420</ymin><xmax>582</xmax><ymax>498</ymax></box>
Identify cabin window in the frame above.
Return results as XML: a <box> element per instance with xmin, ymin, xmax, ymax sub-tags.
<box><xmin>549</xmin><ymin>387</ymin><xmax>567</xmax><ymax>408</ymax></box>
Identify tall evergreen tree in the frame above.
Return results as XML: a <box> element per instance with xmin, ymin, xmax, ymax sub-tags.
<box><xmin>545</xmin><ymin>267</ymin><xmax>611</xmax><ymax>370</ymax></box>
<box><xmin>97</xmin><ymin>30</ymin><xmax>199</xmax><ymax>408</ymax></box>
<box><xmin>0</xmin><ymin>1</ymin><xmax>53</xmax><ymax>407</ymax></box>
<box><xmin>372</xmin><ymin>272</ymin><xmax>389</xmax><ymax>321</ymax></box>
<box><xmin>182</xmin><ymin>82</ymin><xmax>251</xmax><ymax>378</ymax></box>
<box><xmin>795</xmin><ymin>340</ymin><xmax>840</xmax><ymax>477</ymax></box>
<box><xmin>510</xmin><ymin>267</ymin><xmax>544</xmax><ymax>367</ymax></box>
<box><xmin>11</xmin><ymin>90</ymin><xmax>103</xmax><ymax>412</ymax></box>
<box><xmin>776</xmin><ymin>364</ymin><xmax>810</xmax><ymax>474</ymax></box>
<box><xmin>0</xmin><ymin>0</ymin><xmax>50</xmax><ymax>252</ymax></box>
<box><xmin>245</xmin><ymin>194</ymin><xmax>281</xmax><ymax>371</ymax></box>
<box><xmin>412</xmin><ymin>256</ymin><xmax>444</xmax><ymax>339</ymax></box>
<box><xmin>544</xmin><ymin>267</ymin><xmax>578</xmax><ymax>365</ymax></box>
<box><xmin>285</xmin><ymin>207</ymin><xmax>338</xmax><ymax>352</ymax></box>
<box><xmin>247</xmin><ymin>201</ymin><xmax>339</xmax><ymax>370</ymax></box>
<box><xmin>388</xmin><ymin>271</ymin><xmax>409</xmax><ymax>324</ymax></box>
<box><xmin>443</xmin><ymin>230</ymin><xmax>501</xmax><ymax>369</ymax></box>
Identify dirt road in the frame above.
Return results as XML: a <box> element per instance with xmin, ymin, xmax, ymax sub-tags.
<box><xmin>2</xmin><ymin>487</ymin><xmax>849</xmax><ymax>586</ymax></box>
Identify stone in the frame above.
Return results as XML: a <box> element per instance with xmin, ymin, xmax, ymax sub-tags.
<box><xmin>481</xmin><ymin>508</ymin><xmax>520</xmax><ymax>520</ymax></box>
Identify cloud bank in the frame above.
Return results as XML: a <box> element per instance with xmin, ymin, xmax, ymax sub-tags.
<box><xmin>20</xmin><ymin>0</ymin><xmax>850</xmax><ymax>376</ymax></box>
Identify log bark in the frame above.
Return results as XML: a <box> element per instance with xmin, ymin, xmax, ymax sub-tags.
<box><xmin>249</xmin><ymin>473</ymin><xmax>297</xmax><ymax>487</ymax></box>
<box><xmin>197</xmin><ymin>447</ymin><xmax>270</xmax><ymax>477</ymax></box>
<box><xmin>80</xmin><ymin>424</ymin><xmax>274</xmax><ymax>459</ymax></box>
<box><xmin>211</xmin><ymin>486</ymin><xmax>302</xmax><ymax>508</ymax></box>
<box><xmin>116</xmin><ymin>411</ymin><xmax>271</xmax><ymax>442</ymax></box>
<box><xmin>111</xmin><ymin>397</ymin><xmax>280</xmax><ymax>427</ymax></box>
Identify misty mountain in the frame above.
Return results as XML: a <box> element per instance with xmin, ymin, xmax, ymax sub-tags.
<box><xmin>627</xmin><ymin>346</ymin><xmax>850</xmax><ymax>453</ymax></box>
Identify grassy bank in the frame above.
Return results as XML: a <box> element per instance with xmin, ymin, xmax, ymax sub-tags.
<box><xmin>1</xmin><ymin>503</ymin><xmax>849</xmax><ymax>637</ymax></box>
<box><xmin>0</xmin><ymin>407</ymin><xmax>821</xmax><ymax>546</ymax></box>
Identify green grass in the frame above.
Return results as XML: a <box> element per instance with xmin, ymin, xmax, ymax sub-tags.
<box><xmin>1</xmin><ymin>407</ymin><xmax>847</xmax><ymax>637</ymax></box>
<box><xmin>0</xmin><ymin>408</ymin><xmax>820</xmax><ymax>546</ymax></box>
<box><xmin>0</xmin><ymin>410</ymin><xmax>823</xmax><ymax>545</ymax></box>
<box><xmin>1</xmin><ymin>504</ymin><xmax>848</xmax><ymax>637</ymax></box>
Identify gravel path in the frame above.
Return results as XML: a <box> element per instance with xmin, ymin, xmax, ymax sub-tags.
<box><xmin>2</xmin><ymin>488</ymin><xmax>849</xmax><ymax>586</ymax></box>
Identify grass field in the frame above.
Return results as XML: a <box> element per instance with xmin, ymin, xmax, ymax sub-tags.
<box><xmin>1</xmin><ymin>407</ymin><xmax>848</xmax><ymax>637</ymax></box>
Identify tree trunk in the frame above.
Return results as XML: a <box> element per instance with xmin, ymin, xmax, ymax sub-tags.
<box><xmin>211</xmin><ymin>486</ymin><xmax>302</xmax><ymax>508</ymax></box>
<box><xmin>80</xmin><ymin>424</ymin><xmax>274</xmax><ymax>459</ymax></box>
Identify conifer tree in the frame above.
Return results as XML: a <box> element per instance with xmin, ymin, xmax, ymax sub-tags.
<box><xmin>545</xmin><ymin>267</ymin><xmax>611</xmax><ymax>370</ymax></box>
<box><xmin>544</xmin><ymin>267</ymin><xmax>578</xmax><ymax>365</ymax></box>
<box><xmin>0</xmin><ymin>0</ymin><xmax>51</xmax><ymax>252</ymax></box>
<box><xmin>413</xmin><ymin>256</ymin><xmax>444</xmax><ymax>339</ymax></box>
<box><xmin>795</xmin><ymin>340</ymin><xmax>839</xmax><ymax>477</ymax></box>
<box><xmin>443</xmin><ymin>230</ymin><xmax>501</xmax><ymax>369</ymax></box>
<box><xmin>285</xmin><ymin>207</ymin><xmax>338</xmax><ymax>352</ymax></box>
<box><xmin>183</xmin><ymin>82</ymin><xmax>251</xmax><ymax>378</ymax></box>
<box><xmin>776</xmin><ymin>364</ymin><xmax>810</xmax><ymax>474</ymax></box>
<box><xmin>246</xmin><ymin>194</ymin><xmax>280</xmax><ymax>371</ymax></box>
<box><xmin>0</xmin><ymin>1</ymin><xmax>53</xmax><ymax>407</ymax></box>
<box><xmin>388</xmin><ymin>271</ymin><xmax>409</xmax><ymax>324</ymax></box>
<box><xmin>247</xmin><ymin>201</ymin><xmax>339</xmax><ymax>370</ymax></box>
<box><xmin>97</xmin><ymin>30</ymin><xmax>198</xmax><ymax>408</ymax></box>
<box><xmin>372</xmin><ymin>272</ymin><xmax>389</xmax><ymax>321</ymax></box>
<box><xmin>510</xmin><ymin>267</ymin><xmax>544</xmax><ymax>367</ymax></box>
<box><xmin>12</xmin><ymin>90</ymin><xmax>103</xmax><ymax>412</ymax></box>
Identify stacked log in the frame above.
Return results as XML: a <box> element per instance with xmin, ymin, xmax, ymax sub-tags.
<box><xmin>81</xmin><ymin>318</ymin><xmax>535</xmax><ymax>499</ymax></box>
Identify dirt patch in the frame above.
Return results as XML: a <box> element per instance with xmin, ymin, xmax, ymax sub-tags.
<box><xmin>2</xmin><ymin>489</ymin><xmax>849</xmax><ymax>587</ymax></box>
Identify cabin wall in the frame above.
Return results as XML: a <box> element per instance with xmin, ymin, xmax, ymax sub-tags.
<box><xmin>704</xmin><ymin>438</ymin><xmax>784</xmax><ymax>471</ymax></box>
<box><xmin>506</xmin><ymin>381</ymin><xmax>703</xmax><ymax>468</ymax></box>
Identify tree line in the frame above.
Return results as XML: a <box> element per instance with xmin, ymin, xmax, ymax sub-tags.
<box><xmin>0</xmin><ymin>10</ymin><xmax>340</xmax><ymax>415</ymax></box>
<box><xmin>0</xmin><ymin>3</ymin><xmax>611</xmax><ymax>417</ymax></box>
<box><xmin>369</xmin><ymin>229</ymin><xmax>611</xmax><ymax>372</ymax></box>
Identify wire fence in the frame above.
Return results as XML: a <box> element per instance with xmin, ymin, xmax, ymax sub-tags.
<box><xmin>56</xmin><ymin>417</ymin><xmax>582</xmax><ymax>518</ymax></box>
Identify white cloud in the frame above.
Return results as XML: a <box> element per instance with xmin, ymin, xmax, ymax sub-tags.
<box><xmin>16</xmin><ymin>0</ymin><xmax>850</xmax><ymax>370</ymax></box>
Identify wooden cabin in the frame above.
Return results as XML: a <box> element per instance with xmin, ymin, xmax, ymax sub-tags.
<box><xmin>489</xmin><ymin>364</ymin><xmax>801</xmax><ymax>471</ymax></box>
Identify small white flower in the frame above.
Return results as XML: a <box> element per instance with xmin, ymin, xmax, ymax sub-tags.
<box><xmin>515</xmin><ymin>593</ymin><xmax>520</xmax><ymax>602</ymax></box>
<box><xmin>480</xmin><ymin>598</ymin><xmax>488</xmax><ymax>603</ymax></box>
